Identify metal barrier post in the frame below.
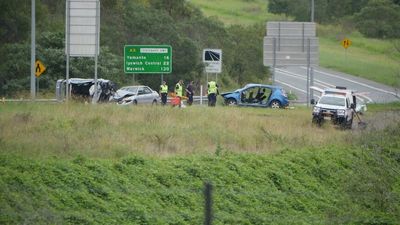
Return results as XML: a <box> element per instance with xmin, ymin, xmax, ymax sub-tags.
<box><xmin>204</xmin><ymin>182</ymin><xmax>213</xmax><ymax>225</ymax></box>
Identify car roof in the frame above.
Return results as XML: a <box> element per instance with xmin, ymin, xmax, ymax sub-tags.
<box><xmin>120</xmin><ymin>85</ymin><xmax>148</xmax><ymax>89</ymax></box>
<box><xmin>68</xmin><ymin>78</ymin><xmax>110</xmax><ymax>84</ymax></box>
<box><xmin>242</xmin><ymin>83</ymin><xmax>281</xmax><ymax>89</ymax></box>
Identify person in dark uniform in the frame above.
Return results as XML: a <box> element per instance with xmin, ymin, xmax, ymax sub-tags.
<box><xmin>185</xmin><ymin>81</ymin><xmax>194</xmax><ymax>106</ymax></box>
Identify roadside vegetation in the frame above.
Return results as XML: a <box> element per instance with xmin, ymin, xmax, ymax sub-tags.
<box><xmin>1</xmin><ymin>102</ymin><xmax>400</xmax><ymax>224</ymax></box>
<box><xmin>191</xmin><ymin>0</ymin><xmax>400</xmax><ymax>87</ymax></box>
<box><xmin>0</xmin><ymin>103</ymin><xmax>347</xmax><ymax>158</ymax></box>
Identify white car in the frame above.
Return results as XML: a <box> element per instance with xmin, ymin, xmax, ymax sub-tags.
<box><xmin>311</xmin><ymin>86</ymin><xmax>367</xmax><ymax>129</ymax></box>
<box><xmin>113</xmin><ymin>85</ymin><xmax>160</xmax><ymax>105</ymax></box>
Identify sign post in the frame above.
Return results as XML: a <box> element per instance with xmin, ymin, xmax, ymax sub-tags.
<box><xmin>65</xmin><ymin>0</ymin><xmax>100</xmax><ymax>102</ymax></box>
<box><xmin>203</xmin><ymin>49</ymin><xmax>222</xmax><ymax>105</ymax></box>
<box><xmin>264</xmin><ymin>22</ymin><xmax>319</xmax><ymax>106</ymax></box>
<box><xmin>35</xmin><ymin>60</ymin><xmax>46</xmax><ymax>96</ymax></box>
<box><xmin>341</xmin><ymin>38</ymin><xmax>352</xmax><ymax>60</ymax></box>
<box><xmin>124</xmin><ymin>45</ymin><xmax>172</xmax><ymax>74</ymax></box>
<box><xmin>30</xmin><ymin>0</ymin><xmax>36</xmax><ymax>100</ymax></box>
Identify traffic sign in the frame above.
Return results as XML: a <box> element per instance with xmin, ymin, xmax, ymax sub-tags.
<box><xmin>124</xmin><ymin>45</ymin><xmax>172</xmax><ymax>74</ymax></box>
<box><xmin>203</xmin><ymin>49</ymin><xmax>222</xmax><ymax>73</ymax></box>
<box><xmin>66</xmin><ymin>0</ymin><xmax>100</xmax><ymax>57</ymax></box>
<box><xmin>341</xmin><ymin>38</ymin><xmax>352</xmax><ymax>49</ymax></box>
<box><xmin>263</xmin><ymin>22</ymin><xmax>319</xmax><ymax>66</ymax></box>
<box><xmin>35</xmin><ymin>60</ymin><xmax>46</xmax><ymax>77</ymax></box>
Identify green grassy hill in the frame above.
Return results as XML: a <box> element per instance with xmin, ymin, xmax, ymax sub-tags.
<box><xmin>191</xmin><ymin>0</ymin><xmax>400</xmax><ymax>87</ymax></box>
<box><xmin>1</xmin><ymin>125</ymin><xmax>400</xmax><ymax>224</ymax></box>
<box><xmin>1</xmin><ymin>103</ymin><xmax>400</xmax><ymax>224</ymax></box>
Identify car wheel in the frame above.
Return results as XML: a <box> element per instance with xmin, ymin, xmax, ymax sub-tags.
<box><xmin>226</xmin><ymin>98</ymin><xmax>237</xmax><ymax>106</ymax></box>
<box><xmin>152</xmin><ymin>99</ymin><xmax>158</xmax><ymax>105</ymax></box>
<box><xmin>344</xmin><ymin>117</ymin><xmax>353</xmax><ymax>130</ymax></box>
<box><xmin>133</xmin><ymin>100</ymin><xmax>137</xmax><ymax>105</ymax></box>
<box><xmin>270</xmin><ymin>100</ymin><xmax>281</xmax><ymax>109</ymax></box>
<box><xmin>312</xmin><ymin>116</ymin><xmax>323</xmax><ymax>127</ymax></box>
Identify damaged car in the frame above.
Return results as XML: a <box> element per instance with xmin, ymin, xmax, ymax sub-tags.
<box><xmin>113</xmin><ymin>85</ymin><xmax>160</xmax><ymax>105</ymax></box>
<box><xmin>56</xmin><ymin>78</ymin><xmax>117</xmax><ymax>103</ymax></box>
<box><xmin>221</xmin><ymin>84</ymin><xmax>289</xmax><ymax>108</ymax></box>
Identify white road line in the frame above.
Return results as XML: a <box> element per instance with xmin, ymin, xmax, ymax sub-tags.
<box><xmin>276</xmin><ymin>79</ymin><xmax>321</xmax><ymax>99</ymax></box>
<box><xmin>275</xmin><ymin>79</ymin><xmax>306</xmax><ymax>93</ymax></box>
<box><xmin>276</xmin><ymin>68</ymin><xmax>333</xmax><ymax>88</ymax></box>
<box><xmin>277</xmin><ymin>68</ymin><xmax>374</xmax><ymax>103</ymax></box>
<box><xmin>300</xmin><ymin>67</ymin><xmax>398</xmax><ymax>96</ymax></box>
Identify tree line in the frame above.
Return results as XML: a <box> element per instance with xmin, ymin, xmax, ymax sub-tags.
<box><xmin>268</xmin><ymin>0</ymin><xmax>400</xmax><ymax>38</ymax></box>
<box><xmin>0</xmin><ymin>0</ymin><xmax>267</xmax><ymax>96</ymax></box>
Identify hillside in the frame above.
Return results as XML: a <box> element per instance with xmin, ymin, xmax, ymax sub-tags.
<box><xmin>191</xmin><ymin>0</ymin><xmax>400</xmax><ymax>87</ymax></box>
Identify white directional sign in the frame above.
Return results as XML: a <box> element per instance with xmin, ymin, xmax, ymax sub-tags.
<box><xmin>66</xmin><ymin>0</ymin><xmax>100</xmax><ymax>57</ymax></box>
<box><xmin>203</xmin><ymin>49</ymin><xmax>222</xmax><ymax>73</ymax></box>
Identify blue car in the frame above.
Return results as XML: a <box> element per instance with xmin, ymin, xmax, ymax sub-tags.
<box><xmin>221</xmin><ymin>84</ymin><xmax>289</xmax><ymax>108</ymax></box>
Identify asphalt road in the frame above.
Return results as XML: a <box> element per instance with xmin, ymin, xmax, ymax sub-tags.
<box><xmin>274</xmin><ymin>66</ymin><xmax>399</xmax><ymax>104</ymax></box>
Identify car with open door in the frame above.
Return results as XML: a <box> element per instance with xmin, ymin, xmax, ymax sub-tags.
<box><xmin>221</xmin><ymin>84</ymin><xmax>289</xmax><ymax>108</ymax></box>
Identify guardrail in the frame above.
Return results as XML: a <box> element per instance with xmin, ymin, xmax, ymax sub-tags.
<box><xmin>1</xmin><ymin>98</ymin><xmax>58</xmax><ymax>103</ymax></box>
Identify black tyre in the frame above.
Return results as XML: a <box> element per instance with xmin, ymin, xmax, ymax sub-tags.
<box><xmin>312</xmin><ymin>116</ymin><xmax>323</xmax><ymax>127</ymax></box>
<box><xmin>345</xmin><ymin>118</ymin><xmax>353</xmax><ymax>129</ymax></box>
<box><xmin>270</xmin><ymin>100</ymin><xmax>281</xmax><ymax>109</ymax></box>
<box><xmin>133</xmin><ymin>100</ymin><xmax>137</xmax><ymax>105</ymax></box>
<box><xmin>152</xmin><ymin>99</ymin><xmax>158</xmax><ymax>105</ymax></box>
<box><xmin>226</xmin><ymin>98</ymin><xmax>237</xmax><ymax>106</ymax></box>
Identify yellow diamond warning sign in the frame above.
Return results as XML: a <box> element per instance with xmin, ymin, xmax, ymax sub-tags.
<box><xmin>35</xmin><ymin>60</ymin><xmax>46</xmax><ymax>77</ymax></box>
<box><xmin>341</xmin><ymin>38</ymin><xmax>352</xmax><ymax>49</ymax></box>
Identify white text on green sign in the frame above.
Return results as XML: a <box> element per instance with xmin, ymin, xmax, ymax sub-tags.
<box><xmin>124</xmin><ymin>45</ymin><xmax>172</xmax><ymax>74</ymax></box>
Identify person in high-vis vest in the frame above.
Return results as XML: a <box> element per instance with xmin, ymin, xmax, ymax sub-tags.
<box><xmin>207</xmin><ymin>80</ymin><xmax>218</xmax><ymax>107</ymax></box>
<box><xmin>159</xmin><ymin>81</ymin><xmax>168</xmax><ymax>105</ymax></box>
<box><xmin>175</xmin><ymin>80</ymin><xmax>184</xmax><ymax>107</ymax></box>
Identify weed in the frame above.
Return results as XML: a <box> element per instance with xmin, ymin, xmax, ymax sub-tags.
<box><xmin>13</xmin><ymin>112</ymin><xmax>32</xmax><ymax>123</ymax></box>
<box><xmin>215</xmin><ymin>143</ymin><xmax>223</xmax><ymax>156</ymax></box>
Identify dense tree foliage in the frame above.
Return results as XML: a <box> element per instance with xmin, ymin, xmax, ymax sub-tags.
<box><xmin>355</xmin><ymin>0</ymin><xmax>400</xmax><ymax>39</ymax></box>
<box><xmin>0</xmin><ymin>0</ymin><xmax>268</xmax><ymax>96</ymax></box>
<box><xmin>267</xmin><ymin>0</ymin><xmax>400</xmax><ymax>39</ymax></box>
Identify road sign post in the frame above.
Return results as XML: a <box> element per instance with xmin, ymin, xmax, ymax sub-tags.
<box><xmin>124</xmin><ymin>45</ymin><xmax>172</xmax><ymax>74</ymax></box>
<box><xmin>341</xmin><ymin>38</ymin><xmax>351</xmax><ymax>61</ymax></box>
<box><xmin>264</xmin><ymin>22</ymin><xmax>319</xmax><ymax>105</ymax></box>
<box><xmin>31</xmin><ymin>0</ymin><xmax>36</xmax><ymax>100</ymax></box>
<box><xmin>65</xmin><ymin>0</ymin><xmax>100</xmax><ymax>103</ymax></box>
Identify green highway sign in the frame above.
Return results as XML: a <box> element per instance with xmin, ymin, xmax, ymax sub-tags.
<box><xmin>124</xmin><ymin>45</ymin><xmax>172</xmax><ymax>74</ymax></box>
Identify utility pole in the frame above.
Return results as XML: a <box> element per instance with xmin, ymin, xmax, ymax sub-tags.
<box><xmin>311</xmin><ymin>0</ymin><xmax>315</xmax><ymax>22</ymax></box>
<box><xmin>310</xmin><ymin>0</ymin><xmax>315</xmax><ymax>105</ymax></box>
<box><xmin>30</xmin><ymin>0</ymin><xmax>36</xmax><ymax>100</ymax></box>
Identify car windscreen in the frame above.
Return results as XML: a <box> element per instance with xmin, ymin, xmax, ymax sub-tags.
<box><xmin>121</xmin><ymin>87</ymin><xmax>138</xmax><ymax>93</ymax></box>
<box><xmin>319</xmin><ymin>96</ymin><xmax>346</xmax><ymax>106</ymax></box>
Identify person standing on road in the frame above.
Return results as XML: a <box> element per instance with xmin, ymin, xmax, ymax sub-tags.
<box><xmin>159</xmin><ymin>80</ymin><xmax>168</xmax><ymax>105</ymax></box>
<box><xmin>185</xmin><ymin>81</ymin><xmax>194</xmax><ymax>106</ymax></box>
<box><xmin>175</xmin><ymin>79</ymin><xmax>184</xmax><ymax>107</ymax></box>
<box><xmin>207</xmin><ymin>80</ymin><xmax>218</xmax><ymax>107</ymax></box>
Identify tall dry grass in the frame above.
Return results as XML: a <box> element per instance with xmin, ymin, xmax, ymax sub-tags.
<box><xmin>0</xmin><ymin>102</ymin><xmax>349</xmax><ymax>159</ymax></box>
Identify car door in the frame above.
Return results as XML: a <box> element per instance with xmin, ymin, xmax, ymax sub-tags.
<box><xmin>136</xmin><ymin>87</ymin><xmax>153</xmax><ymax>104</ymax></box>
<box><xmin>142</xmin><ymin>87</ymin><xmax>154</xmax><ymax>104</ymax></box>
<box><xmin>135</xmin><ymin>87</ymin><xmax>147</xmax><ymax>104</ymax></box>
<box><xmin>238</xmin><ymin>87</ymin><xmax>256</xmax><ymax>107</ymax></box>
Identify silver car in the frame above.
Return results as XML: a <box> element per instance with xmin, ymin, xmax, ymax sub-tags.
<box><xmin>114</xmin><ymin>85</ymin><xmax>160</xmax><ymax>105</ymax></box>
